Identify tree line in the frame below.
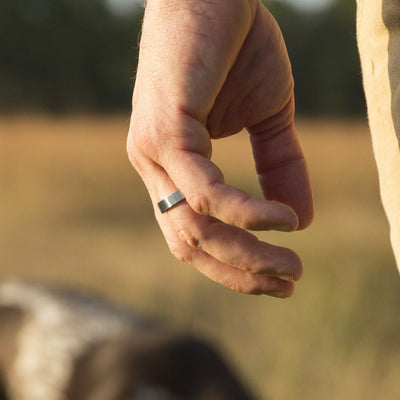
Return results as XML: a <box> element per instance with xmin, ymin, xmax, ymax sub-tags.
<box><xmin>0</xmin><ymin>0</ymin><xmax>365</xmax><ymax>116</ymax></box>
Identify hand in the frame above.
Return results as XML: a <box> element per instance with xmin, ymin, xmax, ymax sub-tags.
<box><xmin>127</xmin><ymin>0</ymin><xmax>314</xmax><ymax>297</ymax></box>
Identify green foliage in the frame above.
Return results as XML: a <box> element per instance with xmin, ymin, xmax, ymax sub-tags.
<box><xmin>265</xmin><ymin>0</ymin><xmax>365</xmax><ymax>116</ymax></box>
<box><xmin>0</xmin><ymin>0</ymin><xmax>142</xmax><ymax>113</ymax></box>
<box><xmin>0</xmin><ymin>0</ymin><xmax>365</xmax><ymax>115</ymax></box>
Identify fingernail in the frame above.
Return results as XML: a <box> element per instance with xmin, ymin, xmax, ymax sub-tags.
<box><xmin>275</xmin><ymin>204</ymin><xmax>299</xmax><ymax>231</ymax></box>
<box><xmin>274</xmin><ymin>222</ymin><xmax>297</xmax><ymax>232</ymax></box>
<box><xmin>276</xmin><ymin>274</ymin><xmax>294</xmax><ymax>282</ymax></box>
<box><xmin>265</xmin><ymin>290</ymin><xmax>287</xmax><ymax>299</ymax></box>
<box><xmin>274</xmin><ymin>224</ymin><xmax>292</xmax><ymax>232</ymax></box>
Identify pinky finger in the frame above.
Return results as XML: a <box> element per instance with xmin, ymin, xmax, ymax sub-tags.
<box><xmin>170</xmin><ymin>241</ymin><xmax>295</xmax><ymax>297</ymax></box>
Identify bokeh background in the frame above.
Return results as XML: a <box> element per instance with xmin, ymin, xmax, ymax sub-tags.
<box><xmin>1</xmin><ymin>0</ymin><xmax>400</xmax><ymax>399</ymax></box>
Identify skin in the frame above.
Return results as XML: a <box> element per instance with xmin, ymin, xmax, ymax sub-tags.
<box><xmin>127</xmin><ymin>0</ymin><xmax>314</xmax><ymax>298</ymax></box>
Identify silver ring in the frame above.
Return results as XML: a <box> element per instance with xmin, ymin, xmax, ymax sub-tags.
<box><xmin>157</xmin><ymin>189</ymin><xmax>186</xmax><ymax>213</ymax></box>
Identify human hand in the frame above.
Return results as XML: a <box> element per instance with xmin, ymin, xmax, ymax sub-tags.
<box><xmin>127</xmin><ymin>0</ymin><xmax>314</xmax><ymax>297</ymax></box>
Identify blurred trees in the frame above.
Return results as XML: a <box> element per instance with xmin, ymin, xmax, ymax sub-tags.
<box><xmin>0</xmin><ymin>0</ymin><xmax>365</xmax><ymax>116</ymax></box>
<box><xmin>0</xmin><ymin>0</ymin><xmax>141</xmax><ymax>113</ymax></box>
<box><xmin>266</xmin><ymin>0</ymin><xmax>365</xmax><ymax>116</ymax></box>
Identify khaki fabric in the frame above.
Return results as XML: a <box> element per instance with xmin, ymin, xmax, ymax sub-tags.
<box><xmin>357</xmin><ymin>0</ymin><xmax>400</xmax><ymax>271</ymax></box>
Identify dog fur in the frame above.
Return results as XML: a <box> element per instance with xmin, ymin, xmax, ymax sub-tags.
<box><xmin>0</xmin><ymin>279</ymin><xmax>255</xmax><ymax>400</ymax></box>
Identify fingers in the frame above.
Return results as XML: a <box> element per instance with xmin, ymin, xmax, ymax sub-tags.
<box><xmin>130</xmin><ymin>151</ymin><xmax>303</xmax><ymax>297</ymax></box>
<box><xmin>177</xmin><ymin>246</ymin><xmax>297</xmax><ymax>298</ymax></box>
<box><xmin>156</xmin><ymin>201</ymin><xmax>301</xmax><ymax>298</ymax></box>
<box><xmin>156</xmin><ymin>148</ymin><xmax>299</xmax><ymax>232</ymax></box>
<box><xmin>134</xmin><ymin>104</ymin><xmax>309</xmax><ymax>233</ymax></box>
<box><xmin>130</xmin><ymin>107</ymin><xmax>302</xmax><ymax>233</ymax></box>
<box><xmin>128</xmin><ymin>145</ymin><xmax>303</xmax><ymax>298</ymax></box>
<box><xmin>248</xmin><ymin>98</ymin><xmax>314</xmax><ymax>230</ymax></box>
<box><xmin>172</xmin><ymin>207</ymin><xmax>302</xmax><ymax>281</ymax></box>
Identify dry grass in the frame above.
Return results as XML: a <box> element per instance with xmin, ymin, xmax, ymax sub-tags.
<box><xmin>1</xmin><ymin>115</ymin><xmax>400</xmax><ymax>399</ymax></box>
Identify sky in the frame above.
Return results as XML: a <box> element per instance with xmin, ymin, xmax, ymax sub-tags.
<box><xmin>106</xmin><ymin>0</ymin><xmax>336</xmax><ymax>15</ymax></box>
<box><xmin>279</xmin><ymin>0</ymin><xmax>335</xmax><ymax>12</ymax></box>
<box><xmin>105</xmin><ymin>0</ymin><xmax>143</xmax><ymax>16</ymax></box>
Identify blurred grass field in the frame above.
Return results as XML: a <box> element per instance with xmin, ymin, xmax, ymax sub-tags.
<box><xmin>1</xmin><ymin>115</ymin><xmax>400</xmax><ymax>399</ymax></box>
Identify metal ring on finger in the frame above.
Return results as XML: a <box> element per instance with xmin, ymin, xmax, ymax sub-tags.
<box><xmin>157</xmin><ymin>189</ymin><xmax>186</xmax><ymax>213</ymax></box>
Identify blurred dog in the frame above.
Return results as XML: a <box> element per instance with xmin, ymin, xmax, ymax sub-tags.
<box><xmin>0</xmin><ymin>280</ymin><xmax>256</xmax><ymax>400</ymax></box>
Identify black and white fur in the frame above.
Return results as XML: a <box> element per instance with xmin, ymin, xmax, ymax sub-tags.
<box><xmin>0</xmin><ymin>280</ymin><xmax>256</xmax><ymax>400</ymax></box>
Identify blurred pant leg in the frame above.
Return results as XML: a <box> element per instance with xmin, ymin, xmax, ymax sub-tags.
<box><xmin>357</xmin><ymin>0</ymin><xmax>400</xmax><ymax>271</ymax></box>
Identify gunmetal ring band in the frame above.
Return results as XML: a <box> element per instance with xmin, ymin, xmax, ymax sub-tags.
<box><xmin>157</xmin><ymin>189</ymin><xmax>186</xmax><ymax>213</ymax></box>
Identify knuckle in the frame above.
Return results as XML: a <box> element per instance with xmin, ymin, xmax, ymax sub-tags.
<box><xmin>177</xmin><ymin>228</ymin><xmax>200</xmax><ymax>249</ymax></box>
<box><xmin>177</xmin><ymin>217</ymin><xmax>220</xmax><ymax>250</ymax></box>
<box><xmin>126</xmin><ymin>141</ymin><xmax>140</xmax><ymax>170</ymax></box>
<box><xmin>186</xmin><ymin>192</ymin><xmax>211</xmax><ymax>216</ymax></box>
<box><xmin>237</xmin><ymin>214</ymin><xmax>253</xmax><ymax>230</ymax></box>
<box><xmin>228</xmin><ymin>281</ymin><xmax>242</xmax><ymax>293</ymax></box>
<box><xmin>169</xmin><ymin>243</ymin><xmax>192</xmax><ymax>265</ymax></box>
<box><xmin>127</xmin><ymin>116</ymin><xmax>161</xmax><ymax>162</ymax></box>
<box><xmin>126</xmin><ymin>127</ymin><xmax>144</xmax><ymax>167</ymax></box>
<box><xmin>236</xmin><ymin>197</ymin><xmax>260</xmax><ymax>230</ymax></box>
<box><xmin>127</xmin><ymin>123</ymin><xmax>150</xmax><ymax>153</ymax></box>
<box><xmin>243</xmin><ymin>283</ymin><xmax>264</xmax><ymax>296</ymax></box>
<box><xmin>229</xmin><ymin>277</ymin><xmax>263</xmax><ymax>296</ymax></box>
